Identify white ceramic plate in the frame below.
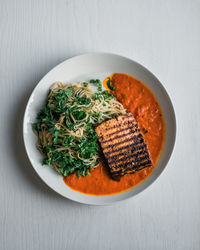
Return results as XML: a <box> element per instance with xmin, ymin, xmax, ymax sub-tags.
<box><xmin>23</xmin><ymin>53</ymin><xmax>176</xmax><ymax>205</ymax></box>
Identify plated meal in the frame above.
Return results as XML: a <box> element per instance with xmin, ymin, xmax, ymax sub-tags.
<box><xmin>23</xmin><ymin>53</ymin><xmax>176</xmax><ymax>204</ymax></box>
<box><xmin>33</xmin><ymin>73</ymin><xmax>165</xmax><ymax>196</ymax></box>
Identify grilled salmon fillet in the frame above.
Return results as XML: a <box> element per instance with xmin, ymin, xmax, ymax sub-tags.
<box><xmin>95</xmin><ymin>113</ymin><xmax>152</xmax><ymax>180</ymax></box>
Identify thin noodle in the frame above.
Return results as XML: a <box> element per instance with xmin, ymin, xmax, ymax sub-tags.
<box><xmin>34</xmin><ymin>81</ymin><xmax>126</xmax><ymax>175</ymax></box>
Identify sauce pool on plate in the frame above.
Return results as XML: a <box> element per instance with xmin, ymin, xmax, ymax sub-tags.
<box><xmin>63</xmin><ymin>73</ymin><xmax>165</xmax><ymax>195</ymax></box>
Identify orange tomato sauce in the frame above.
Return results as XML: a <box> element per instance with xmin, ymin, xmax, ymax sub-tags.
<box><xmin>63</xmin><ymin>73</ymin><xmax>165</xmax><ymax>195</ymax></box>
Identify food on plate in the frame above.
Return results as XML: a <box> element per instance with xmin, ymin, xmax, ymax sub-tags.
<box><xmin>95</xmin><ymin>113</ymin><xmax>152</xmax><ymax>181</ymax></box>
<box><xmin>33</xmin><ymin>73</ymin><xmax>165</xmax><ymax>196</ymax></box>
<box><xmin>32</xmin><ymin>80</ymin><xmax>126</xmax><ymax>177</ymax></box>
<box><xmin>64</xmin><ymin>73</ymin><xmax>165</xmax><ymax>195</ymax></box>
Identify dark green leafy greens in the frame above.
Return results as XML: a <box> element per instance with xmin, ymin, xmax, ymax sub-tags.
<box><xmin>89</xmin><ymin>79</ymin><xmax>102</xmax><ymax>91</ymax></box>
<box><xmin>32</xmin><ymin>80</ymin><xmax>125</xmax><ymax>178</ymax></box>
<box><xmin>107</xmin><ymin>78</ymin><xmax>116</xmax><ymax>91</ymax></box>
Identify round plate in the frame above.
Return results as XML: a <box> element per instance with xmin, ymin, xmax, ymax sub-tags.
<box><xmin>23</xmin><ymin>53</ymin><xmax>176</xmax><ymax>205</ymax></box>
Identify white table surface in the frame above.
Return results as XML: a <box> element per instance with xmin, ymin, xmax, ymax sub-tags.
<box><xmin>0</xmin><ymin>0</ymin><xmax>200</xmax><ymax>249</ymax></box>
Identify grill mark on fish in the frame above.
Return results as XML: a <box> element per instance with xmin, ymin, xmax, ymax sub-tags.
<box><xmin>103</xmin><ymin>134</ymin><xmax>143</xmax><ymax>150</ymax></box>
<box><xmin>111</xmin><ymin>156</ymin><xmax>150</xmax><ymax>170</ymax></box>
<box><xmin>98</xmin><ymin>124</ymin><xmax>139</xmax><ymax>141</ymax></box>
<box><xmin>111</xmin><ymin>161</ymin><xmax>151</xmax><ymax>173</ymax></box>
<box><xmin>102</xmin><ymin>119</ymin><xmax>135</xmax><ymax>131</ymax></box>
<box><xmin>100</xmin><ymin>129</ymin><xmax>140</xmax><ymax>144</ymax></box>
<box><xmin>108</xmin><ymin>151</ymin><xmax>148</xmax><ymax>165</ymax></box>
<box><xmin>103</xmin><ymin>137</ymin><xmax>144</xmax><ymax>154</ymax></box>
<box><xmin>104</xmin><ymin>143</ymin><xmax>147</xmax><ymax>156</ymax></box>
<box><xmin>111</xmin><ymin>161</ymin><xmax>152</xmax><ymax>175</ymax></box>
<box><xmin>106</xmin><ymin>147</ymin><xmax>147</xmax><ymax>161</ymax></box>
<box><xmin>126</xmin><ymin>161</ymin><xmax>152</xmax><ymax>171</ymax></box>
